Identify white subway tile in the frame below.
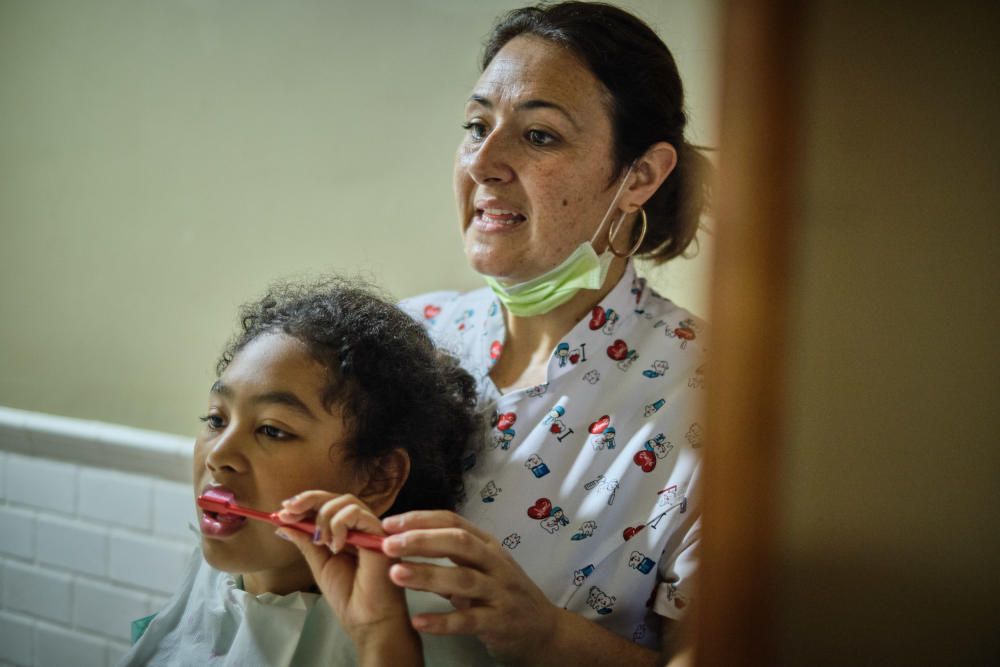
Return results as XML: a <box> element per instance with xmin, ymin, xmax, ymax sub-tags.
<box><xmin>73</xmin><ymin>579</ymin><xmax>149</xmax><ymax>642</ymax></box>
<box><xmin>153</xmin><ymin>480</ymin><xmax>197</xmax><ymax>540</ymax></box>
<box><xmin>0</xmin><ymin>610</ymin><xmax>34</xmax><ymax>665</ymax></box>
<box><xmin>109</xmin><ymin>532</ymin><xmax>193</xmax><ymax>596</ymax></box>
<box><xmin>0</xmin><ymin>507</ymin><xmax>34</xmax><ymax>560</ymax></box>
<box><xmin>5</xmin><ymin>455</ymin><xmax>77</xmax><ymax>515</ymax></box>
<box><xmin>78</xmin><ymin>468</ymin><xmax>153</xmax><ymax>531</ymax></box>
<box><xmin>106</xmin><ymin>641</ymin><xmax>130</xmax><ymax>667</ymax></box>
<box><xmin>97</xmin><ymin>424</ymin><xmax>193</xmax><ymax>483</ymax></box>
<box><xmin>2</xmin><ymin>561</ymin><xmax>72</xmax><ymax>624</ymax></box>
<box><xmin>35</xmin><ymin>622</ymin><xmax>106</xmax><ymax>667</ymax></box>
<box><xmin>36</xmin><ymin>515</ymin><xmax>109</xmax><ymax>577</ymax></box>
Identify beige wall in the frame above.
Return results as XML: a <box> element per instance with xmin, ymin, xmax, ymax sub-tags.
<box><xmin>775</xmin><ymin>1</ymin><xmax>999</xmax><ymax>662</ymax></box>
<box><xmin>0</xmin><ymin>0</ymin><xmax>720</xmax><ymax>435</ymax></box>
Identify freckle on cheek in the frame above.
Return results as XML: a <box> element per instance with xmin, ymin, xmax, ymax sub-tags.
<box><xmin>562</xmin><ymin>199</ymin><xmax>568</xmax><ymax>206</ymax></box>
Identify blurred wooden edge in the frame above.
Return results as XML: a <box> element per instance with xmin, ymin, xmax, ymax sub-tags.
<box><xmin>695</xmin><ymin>1</ymin><xmax>805</xmax><ymax>665</ymax></box>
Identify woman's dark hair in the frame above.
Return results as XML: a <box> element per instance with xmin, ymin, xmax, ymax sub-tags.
<box><xmin>217</xmin><ymin>277</ymin><xmax>480</xmax><ymax>515</ymax></box>
<box><xmin>483</xmin><ymin>1</ymin><xmax>712</xmax><ymax>262</ymax></box>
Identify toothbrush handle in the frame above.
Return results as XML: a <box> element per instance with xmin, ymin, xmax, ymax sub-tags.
<box><xmin>269</xmin><ymin>514</ymin><xmax>384</xmax><ymax>551</ymax></box>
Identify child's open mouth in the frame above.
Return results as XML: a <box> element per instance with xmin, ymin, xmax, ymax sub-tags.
<box><xmin>199</xmin><ymin>487</ymin><xmax>249</xmax><ymax>538</ymax></box>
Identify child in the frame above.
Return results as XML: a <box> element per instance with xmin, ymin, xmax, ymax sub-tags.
<box><xmin>120</xmin><ymin>278</ymin><xmax>490</xmax><ymax>666</ymax></box>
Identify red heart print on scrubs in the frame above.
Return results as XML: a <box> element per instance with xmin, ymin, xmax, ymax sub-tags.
<box><xmin>550</xmin><ymin>423</ymin><xmax>564</xmax><ymax>434</ymax></box>
<box><xmin>569</xmin><ymin>352</ymin><xmax>581</xmax><ymax>364</ymax></box>
<box><xmin>623</xmin><ymin>524</ymin><xmax>645</xmax><ymax>541</ymax></box>
<box><xmin>634</xmin><ymin>449</ymin><xmax>656</xmax><ymax>473</ymax></box>
<box><xmin>527</xmin><ymin>498</ymin><xmax>552</xmax><ymax>520</ymax></box>
<box><xmin>423</xmin><ymin>305</ymin><xmax>441</xmax><ymax>320</ymax></box>
<box><xmin>496</xmin><ymin>413</ymin><xmax>516</xmax><ymax>431</ymax></box>
<box><xmin>490</xmin><ymin>340</ymin><xmax>503</xmax><ymax>360</ymax></box>
<box><xmin>589</xmin><ymin>307</ymin><xmax>607</xmax><ymax>330</ymax></box>
<box><xmin>588</xmin><ymin>415</ymin><xmax>611</xmax><ymax>434</ymax></box>
<box><xmin>607</xmin><ymin>339</ymin><xmax>628</xmax><ymax>361</ymax></box>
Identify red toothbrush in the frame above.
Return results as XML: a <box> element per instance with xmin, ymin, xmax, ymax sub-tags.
<box><xmin>196</xmin><ymin>488</ymin><xmax>384</xmax><ymax>551</ymax></box>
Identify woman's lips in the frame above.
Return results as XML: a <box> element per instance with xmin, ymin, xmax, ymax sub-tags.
<box><xmin>473</xmin><ymin>208</ymin><xmax>527</xmax><ymax>232</ymax></box>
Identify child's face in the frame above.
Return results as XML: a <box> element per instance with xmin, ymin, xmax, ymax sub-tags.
<box><xmin>193</xmin><ymin>332</ymin><xmax>361</xmax><ymax>594</ymax></box>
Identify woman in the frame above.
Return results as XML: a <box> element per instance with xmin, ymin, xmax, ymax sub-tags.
<box><xmin>285</xmin><ymin>3</ymin><xmax>709</xmax><ymax>665</ymax></box>
<box><xmin>383</xmin><ymin>3</ymin><xmax>709</xmax><ymax>664</ymax></box>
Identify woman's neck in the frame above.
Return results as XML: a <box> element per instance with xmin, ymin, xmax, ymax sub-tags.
<box><xmin>489</xmin><ymin>257</ymin><xmax>628</xmax><ymax>393</ymax></box>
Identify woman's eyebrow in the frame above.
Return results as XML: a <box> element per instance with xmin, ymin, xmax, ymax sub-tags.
<box><xmin>468</xmin><ymin>94</ymin><xmax>580</xmax><ymax>130</ymax></box>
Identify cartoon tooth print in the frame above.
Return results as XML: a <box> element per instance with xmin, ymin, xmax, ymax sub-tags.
<box><xmin>480</xmin><ymin>480</ymin><xmax>501</xmax><ymax>503</ymax></box>
<box><xmin>628</xmin><ymin>550</ymin><xmax>656</xmax><ymax>575</ymax></box>
<box><xmin>526</xmin><ymin>497</ymin><xmax>570</xmax><ymax>533</ymax></box>
<box><xmin>643</xmin><ymin>398</ymin><xmax>666</xmax><ymax>418</ymax></box>
<box><xmin>492</xmin><ymin>428</ymin><xmax>516</xmax><ymax>450</ymax></box>
<box><xmin>642</xmin><ymin>359</ymin><xmax>669</xmax><ymax>379</ymax></box>
<box><xmin>554</xmin><ymin>342</ymin><xmax>587</xmax><ymax>367</ymax></box>
<box><xmin>656</xmin><ymin>317</ymin><xmax>700</xmax><ymax>349</ymax></box>
<box><xmin>501</xmin><ymin>533</ymin><xmax>521</xmax><ymax>550</ymax></box>
<box><xmin>583</xmin><ymin>475</ymin><xmax>619</xmax><ymax>506</ymax></box>
<box><xmin>688</xmin><ymin>363</ymin><xmax>706</xmax><ymax>389</ymax></box>
<box><xmin>573</xmin><ymin>563</ymin><xmax>595</xmax><ymax>586</ymax></box>
<box><xmin>524</xmin><ymin>454</ymin><xmax>550</xmax><ymax>478</ymax></box>
<box><xmin>454</xmin><ymin>308</ymin><xmax>475</xmax><ymax>333</ymax></box>
<box><xmin>544</xmin><ymin>405</ymin><xmax>575</xmax><ymax>442</ymax></box>
<box><xmin>526</xmin><ymin>383</ymin><xmax>549</xmax><ymax>398</ymax></box>
<box><xmin>570</xmin><ymin>520</ymin><xmax>597</xmax><ymax>541</ymax></box>
<box><xmin>686</xmin><ymin>422</ymin><xmax>704</xmax><ymax>448</ymax></box>
<box><xmin>588</xmin><ymin>306</ymin><xmax>621</xmax><ymax>334</ymax></box>
<box><xmin>586</xmin><ymin>586</ymin><xmax>616</xmax><ymax>616</ymax></box>
<box><xmin>422</xmin><ymin>304</ymin><xmax>441</xmax><ymax>324</ymax></box>
<box><xmin>664</xmin><ymin>582</ymin><xmax>689</xmax><ymax>611</ymax></box>
<box><xmin>587</xmin><ymin>415</ymin><xmax>616</xmax><ymax>451</ymax></box>
<box><xmin>581</xmin><ymin>369</ymin><xmax>601</xmax><ymax>384</ymax></box>
<box><xmin>633</xmin><ymin>433</ymin><xmax>673</xmax><ymax>472</ymax></box>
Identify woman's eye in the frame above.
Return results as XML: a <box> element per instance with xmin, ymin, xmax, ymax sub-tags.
<box><xmin>526</xmin><ymin>129</ymin><xmax>557</xmax><ymax>146</ymax></box>
<box><xmin>199</xmin><ymin>414</ymin><xmax>226</xmax><ymax>430</ymax></box>
<box><xmin>260</xmin><ymin>424</ymin><xmax>290</xmax><ymax>440</ymax></box>
<box><xmin>461</xmin><ymin>121</ymin><xmax>488</xmax><ymax>141</ymax></box>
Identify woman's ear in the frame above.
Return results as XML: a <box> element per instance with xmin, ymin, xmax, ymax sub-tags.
<box><xmin>621</xmin><ymin>141</ymin><xmax>678</xmax><ymax>211</ymax></box>
<box><xmin>357</xmin><ymin>448</ymin><xmax>411</xmax><ymax>516</ymax></box>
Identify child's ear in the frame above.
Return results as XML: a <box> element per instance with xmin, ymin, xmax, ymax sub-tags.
<box><xmin>358</xmin><ymin>448</ymin><xmax>411</xmax><ymax>517</ymax></box>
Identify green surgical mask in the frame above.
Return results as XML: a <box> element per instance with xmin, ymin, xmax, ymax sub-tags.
<box><xmin>482</xmin><ymin>165</ymin><xmax>634</xmax><ymax>318</ymax></box>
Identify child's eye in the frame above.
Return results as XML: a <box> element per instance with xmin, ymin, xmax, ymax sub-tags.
<box><xmin>199</xmin><ymin>414</ymin><xmax>226</xmax><ymax>431</ymax></box>
<box><xmin>260</xmin><ymin>424</ymin><xmax>292</xmax><ymax>440</ymax></box>
<box><xmin>461</xmin><ymin>120</ymin><xmax>488</xmax><ymax>142</ymax></box>
<box><xmin>526</xmin><ymin>129</ymin><xmax>557</xmax><ymax>147</ymax></box>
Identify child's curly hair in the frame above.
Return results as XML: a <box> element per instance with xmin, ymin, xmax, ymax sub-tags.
<box><xmin>217</xmin><ymin>277</ymin><xmax>480</xmax><ymax>515</ymax></box>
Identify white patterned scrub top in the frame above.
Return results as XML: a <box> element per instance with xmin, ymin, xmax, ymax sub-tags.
<box><xmin>401</xmin><ymin>261</ymin><xmax>705</xmax><ymax>650</ymax></box>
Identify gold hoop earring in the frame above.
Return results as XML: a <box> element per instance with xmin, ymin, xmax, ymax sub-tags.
<box><xmin>607</xmin><ymin>207</ymin><xmax>648</xmax><ymax>258</ymax></box>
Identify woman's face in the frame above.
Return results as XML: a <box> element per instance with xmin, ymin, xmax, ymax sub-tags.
<box><xmin>193</xmin><ymin>332</ymin><xmax>360</xmax><ymax>594</ymax></box>
<box><xmin>455</xmin><ymin>35</ymin><xmax>624</xmax><ymax>283</ymax></box>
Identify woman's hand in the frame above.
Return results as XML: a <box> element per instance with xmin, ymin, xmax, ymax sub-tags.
<box><xmin>276</xmin><ymin>491</ymin><xmax>421</xmax><ymax>660</ymax></box>
<box><xmin>380</xmin><ymin>509</ymin><xmax>562</xmax><ymax>665</ymax></box>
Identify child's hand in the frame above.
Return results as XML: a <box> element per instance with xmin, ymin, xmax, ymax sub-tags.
<box><xmin>275</xmin><ymin>492</ymin><xmax>419</xmax><ymax>653</ymax></box>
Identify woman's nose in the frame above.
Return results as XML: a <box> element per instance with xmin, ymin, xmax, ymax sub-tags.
<box><xmin>464</xmin><ymin>128</ymin><xmax>516</xmax><ymax>185</ymax></box>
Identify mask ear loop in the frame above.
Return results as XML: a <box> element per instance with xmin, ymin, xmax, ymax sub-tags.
<box><xmin>589</xmin><ymin>164</ymin><xmax>636</xmax><ymax>246</ymax></box>
<box><xmin>607</xmin><ymin>207</ymin><xmax>648</xmax><ymax>258</ymax></box>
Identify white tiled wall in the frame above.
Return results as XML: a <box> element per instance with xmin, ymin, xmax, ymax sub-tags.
<box><xmin>0</xmin><ymin>408</ymin><xmax>196</xmax><ymax>667</ymax></box>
